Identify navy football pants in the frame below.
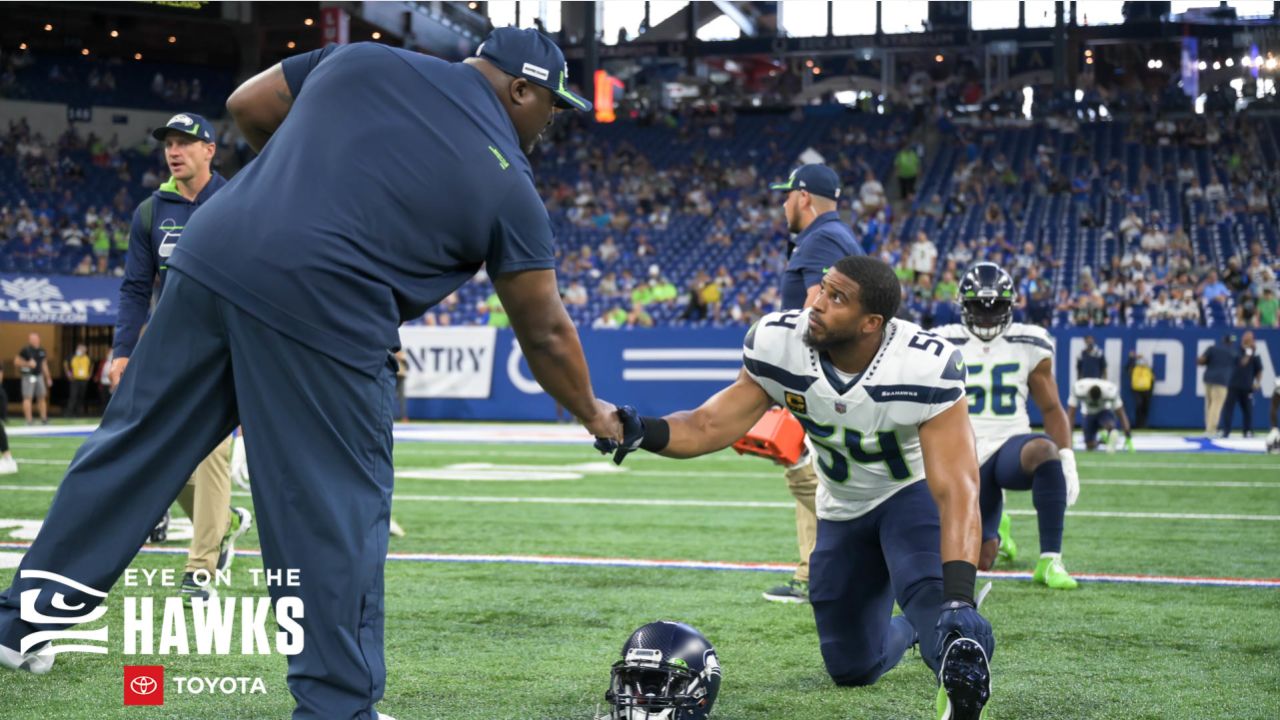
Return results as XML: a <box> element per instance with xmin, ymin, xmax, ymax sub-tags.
<box><xmin>978</xmin><ymin>433</ymin><xmax>1067</xmax><ymax>554</ymax></box>
<box><xmin>0</xmin><ymin>272</ymin><xmax>396</xmax><ymax>720</ymax></box>
<box><xmin>809</xmin><ymin>480</ymin><xmax>945</xmax><ymax>685</ymax></box>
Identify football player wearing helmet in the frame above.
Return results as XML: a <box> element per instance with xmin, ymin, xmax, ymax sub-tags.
<box><xmin>1066</xmin><ymin>378</ymin><xmax>1132</xmax><ymax>453</ymax></box>
<box><xmin>933</xmin><ymin>262</ymin><xmax>1079</xmax><ymax>591</ymax></box>
<box><xmin>597</xmin><ymin>256</ymin><xmax>994</xmax><ymax>720</ymax></box>
<box><xmin>599</xmin><ymin>621</ymin><xmax>721</xmax><ymax>720</ymax></box>
<box><xmin>1266</xmin><ymin>378</ymin><xmax>1280</xmax><ymax>454</ymax></box>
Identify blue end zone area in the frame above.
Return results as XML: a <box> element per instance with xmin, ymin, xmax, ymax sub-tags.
<box><xmin>5</xmin><ymin>423</ymin><xmax>1273</xmax><ymax>453</ymax></box>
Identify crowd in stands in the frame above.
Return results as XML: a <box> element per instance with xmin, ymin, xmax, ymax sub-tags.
<box><xmin>2</xmin><ymin>66</ymin><xmax>1279</xmax><ymax>330</ymax></box>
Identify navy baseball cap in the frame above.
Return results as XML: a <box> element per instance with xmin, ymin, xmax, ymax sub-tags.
<box><xmin>151</xmin><ymin>112</ymin><xmax>214</xmax><ymax>143</ymax></box>
<box><xmin>477</xmin><ymin>27</ymin><xmax>592</xmax><ymax>112</ymax></box>
<box><xmin>770</xmin><ymin>164</ymin><xmax>842</xmax><ymax>200</ymax></box>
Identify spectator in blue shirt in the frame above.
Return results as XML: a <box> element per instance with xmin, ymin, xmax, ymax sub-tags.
<box><xmin>1201</xmin><ymin>270</ymin><xmax>1230</xmax><ymax>303</ymax></box>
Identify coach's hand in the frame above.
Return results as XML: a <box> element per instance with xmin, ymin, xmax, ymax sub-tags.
<box><xmin>583</xmin><ymin>399</ymin><xmax>623</xmax><ymax>444</ymax></box>
<box><xmin>593</xmin><ymin>405</ymin><xmax>644</xmax><ymax>465</ymax></box>
<box><xmin>109</xmin><ymin>356</ymin><xmax>130</xmax><ymax>390</ymax></box>
<box><xmin>935</xmin><ymin>600</ymin><xmax>995</xmax><ymax>660</ymax></box>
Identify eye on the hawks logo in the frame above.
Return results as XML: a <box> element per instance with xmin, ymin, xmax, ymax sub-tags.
<box><xmin>125</xmin><ymin>665</ymin><xmax>165</xmax><ymax>705</ymax></box>
<box><xmin>17</xmin><ymin>569</ymin><xmax>109</xmax><ymax>656</ymax></box>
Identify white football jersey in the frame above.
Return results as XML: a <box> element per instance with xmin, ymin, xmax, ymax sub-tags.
<box><xmin>743</xmin><ymin>310</ymin><xmax>967</xmax><ymax>521</ymax></box>
<box><xmin>932</xmin><ymin>322</ymin><xmax>1055</xmax><ymax>465</ymax></box>
<box><xmin>1072</xmin><ymin>378</ymin><xmax>1121</xmax><ymax>415</ymax></box>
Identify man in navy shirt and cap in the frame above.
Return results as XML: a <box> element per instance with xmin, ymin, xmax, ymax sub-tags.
<box><xmin>114</xmin><ymin>111</ymin><xmax>253</xmax><ymax>608</ymax></box>
<box><xmin>0</xmin><ymin>28</ymin><xmax>618</xmax><ymax>720</ymax></box>
<box><xmin>759</xmin><ymin>163</ymin><xmax>864</xmax><ymax>604</ymax></box>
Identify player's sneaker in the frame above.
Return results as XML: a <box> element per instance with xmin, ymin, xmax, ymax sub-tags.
<box><xmin>216</xmin><ymin>507</ymin><xmax>253</xmax><ymax>573</ymax></box>
<box><xmin>1033</xmin><ymin>556</ymin><xmax>1079</xmax><ymax>590</ymax></box>
<box><xmin>148</xmin><ymin>510</ymin><xmax>170</xmax><ymax>543</ymax></box>
<box><xmin>376</xmin><ymin>713</ymin><xmax>396</xmax><ymax>720</ymax></box>
<box><xmin>388</xmin><ymin>517</ymin><xmax>406</xmax><ymax>538</ymax></box>
<box><xmin>179</xmin><ymin>572</ymin><xmax>218</xmax><ymax>606</ymax></box>
<box><xmin>0</xmin><ymin>641</ymin><xmax>54</xmax><ymax>675</ymax></box>
<box><xmin>762</xmin><ymin>578</ymin><xmax>808</xmax><ymax>603</ymax></box>
<box><xmin>935</xmin><ymin>636</ymin><xmax>990</xmax><ymax>720</ymax></box>
<box><xmin>996</xmin><ymin>512</ymin><xmax>1017</xmax><ymax>564</ymax></box>
<box><xmin>0</xmin><ymin>456</ymin><xmax>17</xmax><ymax>475</ymax></box>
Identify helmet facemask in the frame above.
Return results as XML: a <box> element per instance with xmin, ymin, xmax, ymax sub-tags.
<box><xmin>961</xmin><ymin>294</ymin><xmax>1013</xmax><ymax>341</ymax></box>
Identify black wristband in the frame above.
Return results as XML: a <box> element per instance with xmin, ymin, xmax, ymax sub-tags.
<box><xmin>942</xmin><ymin>560</ymin><xmax>977</xmax><ymax>605</ymax></box>
<box><xmin>639</xmin><ymin>416</ymin><xmax>670</xmax><ymax>452</ymax></box>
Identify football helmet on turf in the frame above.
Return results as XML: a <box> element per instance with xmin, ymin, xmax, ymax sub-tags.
<box><xmin>959</xmin><ymin>262</ymin><xmax>1016</xmax><ymax>341</ymax></box>
<box><xmin>600</xmin><ymin>621</ymin><xmax>721</xmax><ymax>720</ymax></box>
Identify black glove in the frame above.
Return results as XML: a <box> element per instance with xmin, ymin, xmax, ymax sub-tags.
<box><xmin>934</xmin><ymin>600</ymin><xmax>995</xmax><ymax>661</ymax></box>
<box><xmin>592</xmin><ymin>405</ymin><xmax>644</xmax><ymax>465</ymax></box>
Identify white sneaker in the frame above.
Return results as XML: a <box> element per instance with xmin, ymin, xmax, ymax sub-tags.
<box><xmin>376</xmin><ymin>713</ymin><xmax>397</xmax><ymax>720</ymax></box>
<box><xmin>0</xmin><ymin>456</ymin><xmax>17</xmax><ymax>475</ymax></box>
<box><xmin>0</xmin><ymin>642</ymin><xmax>54</xmax><ymax>675</ymax></box>
<box><xmin>388</xmin><ymin>518</ymin><xmax>406</xmax><ymax>538</ymax></box>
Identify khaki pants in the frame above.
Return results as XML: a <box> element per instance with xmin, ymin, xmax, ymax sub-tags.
<box><xmin>784</xmin><ymin>457</ymin><xmax>819</xmax><ymax>583</ymax></box>
<box><xmin>1205</xmin><ymin>384</ymin><xmax>1228</xmax><ymax>436</ymax></box>
<box><xmin>175</xmin><ymin>436</ymin><xmax>233</xmax><ymax>574</ymax></box>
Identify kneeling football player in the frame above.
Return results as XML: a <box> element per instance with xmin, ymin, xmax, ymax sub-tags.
<box><xmin>598</xmin><ymin>256</ymin><xmax>994</xmax><ymax>720</ymax></box>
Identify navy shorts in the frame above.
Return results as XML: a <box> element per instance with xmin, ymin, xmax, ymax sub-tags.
<box><xmin>1082</xmin><ymin>410</ymin><xmax>1116</xmax><ymax>445</ymax></box>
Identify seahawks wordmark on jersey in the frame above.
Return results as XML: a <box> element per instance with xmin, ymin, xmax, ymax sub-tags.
<box><xmin>932</xmin><ymin>322</ymin><xmax>1055</xmax><ymax>465</ymax></box>
<box><xmin>1071</xmin><ymin>378</ymin><xmax>1122</xmax><ymax>416</ymax></box>
<box><xmin>743</xmin><ymin>310</ymin><xmax>967</xmax><ymax>521</ymax></box>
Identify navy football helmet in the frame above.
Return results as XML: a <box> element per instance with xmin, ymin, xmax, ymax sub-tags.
<box><xmin>959</xmin><ymin>262</ymin><xmax>1015</xmax><ymax>341</ymax></box>
<box><xmin>601</xmin><ymin>621</ymin><xmax>721</xmax><ymax>720</ymax></box>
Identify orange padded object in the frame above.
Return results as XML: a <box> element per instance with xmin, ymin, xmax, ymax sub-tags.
<box><xmin>732</xmin><ymin>407</ymin><xmax>807</xmax><ymax>466</ymax></box>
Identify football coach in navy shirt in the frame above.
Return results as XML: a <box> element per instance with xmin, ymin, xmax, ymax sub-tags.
<box><xmin>0</xmin><ymin>28</ymin><xmax>620</xmax><ymax>720</ymax></box>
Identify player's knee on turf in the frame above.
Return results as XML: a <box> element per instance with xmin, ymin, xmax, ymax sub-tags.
<box><xmin>823</xmin><ymin>648</ymin><xmax>885</xmax><ymax>687</ymax></box>
<box><xmin>1019</xmin><ymin>436</ymin><xmax>1059</xmax><ymax>473</ymax></box>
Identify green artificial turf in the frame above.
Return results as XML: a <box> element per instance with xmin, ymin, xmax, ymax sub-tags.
<box><xmin>0</xmin><ymin>435</ymin><xmax>1277</xmax><ymax>719</ymax></box>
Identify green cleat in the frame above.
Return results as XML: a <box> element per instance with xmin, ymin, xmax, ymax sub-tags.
<box><xmin>1033</xmin><ymin>556</ymin><xmax>1079</xmax><ymax>590</ymax></box>
<box><xmin>935</xmin><ymin>637</ymin><xmax>991</xmax><ymax>719</ymax></box>
<box><xmin>996</xmin><ymin>512</ymin><xmax>1017</xmax><ymax>564</ymax></box>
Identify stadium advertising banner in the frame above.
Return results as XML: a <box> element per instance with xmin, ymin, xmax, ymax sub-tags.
<box><xmin>398</xmin><ymin>326</ymin><xmax>497</xmax><ymax>398</ymax></box>
<box><xmin>405</xmin><ymin>326</ymin><xmax>1280</xmax><ymax>431</ymax></box>
<box><xmin>0</xmin><ymin>274</ymin><xmax>120</xmax><ymax>325</ymax></box>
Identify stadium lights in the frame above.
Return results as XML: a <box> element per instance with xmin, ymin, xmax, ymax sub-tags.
<box><xmin>134</xmin><ymin>52</ymin><xmax>142</xmax><ymax>60</ymax></box>
<box><xmin>812</xmin><ymin>67</ymin><xmax>821</xmax><ymax>75</ymax></box>
<box><xmin>935</xmin><ymin>54</ymin><xmax>944</xmax><ymax>63</ymax></box>
<box><xmin>1197</xmin><ymin>60</ymin><xmax>1207</xmax><ymax>70</ymax></box>
<box><xmin>1085</xmin><ymin>57</ymin><xmax>1094</xmax><ymax>65</ymax></box>
<box><xmin>287</xmin><ymin>41</ymin><xmax>296</xmax><ymax>49</ymax></box>
<box><xmin>168</xmin><ymin>35</ymin><xmax>176</xmax><ymax>43</ymax></box>
<box><xmin>372</xmin><ymin>31</ymin><xmax>382</xmax><ymax>40</ymax></box>
<box><xmin>469</xmin><ymin>1</ymin><xmax>478</xmax><ymax>8</ymax></box>
<box><xmin>805</xmin><ymin>59</ymin><xmax>814</xmax><ymax>68</ymax></box>
<box><xmin>1084</xmin><ymin>49</ymin><xmax>1093</xmax><ymax>57</ymax></box>
<box><xmin>80</xmin><ymin>48</ymin><xmax>89</xmax><ymax>56</ymax></box>
<box><xmin>110</xmin><ymin>30</ymin><xmax>119</xmax><ymax>38</ymax></box>
<box><xmin>304</xmin><ymin>18</ymin><xmax>314</xmax><ymax>26</ymax></box>
<box><xmin>1226</xmin><ymin>58</ymin><xmax>1235</xmax><ymax>67</ymax></box>
<box><xmin>1213</xmin><ymin>61</ymin><xmax>1221</xmax><ymax>70</ymax></box>
<box><xmin>43</xmin><ymin>24</ymin><xmax>53</xmax><ymax>31</ymax></box>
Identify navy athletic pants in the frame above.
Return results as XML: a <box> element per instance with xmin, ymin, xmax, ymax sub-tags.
<box><xmin>0</xmin><ymin>271</ymin><xmax>396</xmax><ymax>720</ymax></box>
<box><xmin>809</xmin><ymin>480</ymin><xmax>945</xmax><ymax>685</ymax></box>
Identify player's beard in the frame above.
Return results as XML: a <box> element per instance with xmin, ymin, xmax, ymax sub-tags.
<box><xmin>803</xmin><ymin>323</ymin><xmax>859</xmax><ymax>353</ymax></box>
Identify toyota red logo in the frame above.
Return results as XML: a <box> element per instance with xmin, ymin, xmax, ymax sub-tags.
<box><xmin>124</xmin><ymin>665</ymin><xmax>164</xmax><ymax>706</ymax></box>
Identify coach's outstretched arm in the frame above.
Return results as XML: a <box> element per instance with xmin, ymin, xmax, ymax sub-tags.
<box><xmin>919</xmin><ymin>400</ymin><xmax>982</xmax><ymax>570</ymax></box>
<box><xmin>226</xmin><ymin>63</ymin><xmax>292</xmax><ymax>153</ymax></box>
<box><xmin>597</xmin><ymin>369</ymin><xmax>773</xmax><ymax>463</ymax></box>
<box><xmin>496</xmin><ymin>268</ymin><xmax>621</xmax><ymax>441</ymax></box>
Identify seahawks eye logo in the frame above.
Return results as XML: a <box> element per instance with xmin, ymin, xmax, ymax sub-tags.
<box><xmin>17</xmin><ymin>569</ymin><xmax>110</xmax><ymax>656</ymax></box>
